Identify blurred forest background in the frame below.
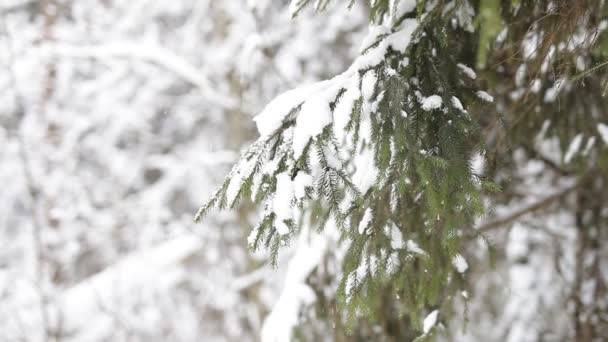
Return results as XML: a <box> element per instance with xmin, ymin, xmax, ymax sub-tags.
<box><xmin>0</xmin><ymin>0</ymin><xmax>367</xmax><ymax>340</ymax></box>
<box><xmin>1</xmin><ymin>0</ymin><xmax>608</xmax><ymax>341</ymax></box>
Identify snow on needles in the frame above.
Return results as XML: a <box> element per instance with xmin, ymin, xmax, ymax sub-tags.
<box><xmin>294</xmin><ymin>172</ymin><xmax>313</xmax><ymax>200</ymax></box>
<box><xmin>598</xmin><ymin>123</ymin><xmax>608</xmax><ymax>145</ymax></box>
<box><xmin>457</xmin><ymin>63</ymin><xmax>477</xmax><ymax>79</ymax></box>
<box><xmin>361</xmin><ymin>70</ymin><xmax>377</xmax><ymax>101</ymax></box>
<box><xmin>421</xmin><ymin>95</ymin><xmax>443</xmax><ymax>111</ymax></box>
<box><xmin>406</xmin><ymin>240</ymin><xmax>426</xmax><ymax>255</ymax></box>
<box><xmin>358</xmin><ymin>208</ymin><xmax>373</xmax><ymax>234</ymax></box>
<box><xmin>253</xmin><ymin>81</ymin><xmax>335</xmax><ymax>139</ymax></box>
<box><xmin>423</xmin><ymin>310</ymin><xmax>439</xmax><ymax>334</ymax></box>
<box><xmin>451</xmin><ymin>96</ymin><xmax>465</xmax><ymax>112</ymax></box>
<box><xmin>389</xmin><ymin>0</ymin><xmax>417</xmax><ymax>24</ymax></box>
<box><xmin>273</xmin><ymin>172</ymin><xmax>295</xmax><ymax>235</ymax></box>
<box><xmin>247</xmin><ymin>15</ymin><xmax>421</xmax><ymax>217</ymax></box>
<box><xmin>253</xmin><ymin>17</ymin><xmax>420</xmax><ymax>143</ymax></box>
<box><xmin>254</xmin><ymin>15</ymin><xmax>424</xmax><ymax>339</ymax></box>
<box><xmin>564</xmin><ymin>133</ymin><xmax>583</xmax><ymax>164</ymax></box>
<box><xmin>452</xmin><ymin>254</ymin><xmax>468</xmax><ymax>273</ymax></box>
<box><xmin>476</xmin><ymin>90</ymin><xmax>494</xmax><ymax>103</ymax></box>
<box><xmin>292</xmin><ymin>94</ymin><xmax>334</xmax><ymax>159</ymax></box>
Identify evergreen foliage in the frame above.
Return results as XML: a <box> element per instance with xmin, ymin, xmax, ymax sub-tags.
<box><xmin>197</xmin><ymin>0</ymin><xmax>608</xmax><ymax>339</ymax></box>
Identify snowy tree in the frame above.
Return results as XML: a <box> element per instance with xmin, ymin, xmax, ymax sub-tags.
<box><xmin>198</xmin><ymin>0</ymin><xmax>608</xmax><ymax>341</ymax></box>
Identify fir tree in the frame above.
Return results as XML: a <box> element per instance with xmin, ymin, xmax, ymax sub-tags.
<box><xmin>196</xmin><ymin>0</ymin><xmax>608</xmax><ymax>340</ymax></box>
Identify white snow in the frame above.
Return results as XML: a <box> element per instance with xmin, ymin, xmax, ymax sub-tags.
<box><xmin>248</xmin><ymin>0</ymin><xmax>271</xmax><ymax>11</ymax></box>
<box><xmin>537</xmin><ymin>119</ymin><xmax>552</xmax><ymax>141</ymax></box>
<box><xmin>12</xmin><ymin>235</ymin><xmax>202</xmax><ymax>338</ymax></box>
<box><xmin>389</xmin><ymin>0</ymin><xmax>416</xmax><ymax>23</ymax></box>
<box><xmin>254</xmin><ymin>81</ymin><xmax>333</xmax><ymax>138</ymax></box>
<box><xmin>457</xmin><ymin>63</ymin><xmax>477</xmax><ymax>79</ymax></box>
<box><xmin>452</xmin><ymin>254</ymin><xmax>468</xmax><ymax>273</ymax></box>
<box><xmin>254</xmin><ymin>13</ymin><xmax>421</xmax><ymax>160</ymax></box>
<box><xmin>294</xmin><ymin>172</ymin><xmax>313</xmax><ymax>200</ymax></box>
<box><xmin>522</xmin><ymin>32</ymin><xmax>540</xmax><ymax>60</ymax></box>
<box><xmin>544</xmin><ymin>79</ymin><xmax>566</xmax><ymax>103</ymax></box>
<box><xmin>598</xmin><ymin>123</ymin><xmax>608</xmax><ymax>144</ymax></box>
<box><xmin>351</xmin><ymin>148</ymin><xmax>378</xmax><ymax>194</ymax></box>
<box><xmin>515</xmin><ymin>64</ymin><xmax>527</xmax><ymax>87</ymax></box>
<box><xmin>385</xmin><ymin>19</ymin><xmax>420</xmax><ymax>52</ymax></box>
<box><xmin>60</xmin><ymin>235</ymin><xmax>201</xmax><ymax>328</ymax></box>
<box><xmin>288</xmin><ymin>0</ymin><xmax>303</xmax><ymax>16</ymax></box>
<box><xmin>582</xmin><ymin>136</ymin><xmax>596</xmax><ymax>156</ymax></box>
<box><xmin>388</xmin><ymin>224</ymin><xmax>404</xmax><ymax>249</ymax></box>
<box><xmin>261</xmin><ymin>222</ymin><xmax>339</xmax><ymax>342</ymax></box>
<box><xmin>564</xmin><ymin>133</ymin><xmax>583</xmax><ymax>163</ymax></box>
<box><xmin>406</xmin><ymin>240</ymin><xmax>426</xmax><ymax>255</ymax></box>
<box><xmin>470</xmin><ymin>151</ymin><xmax>486</xmax><ymax>176</ymax></box>
<box><xmin>423</xmin><ymin>310</ymin><xmax>439</xmax><ymax>334</ymax></box>
<box><xmin>421</xmin><ymin>95</ymin><xmax>443</xmax><ymax>111</ymax></box>
<box><xmin>273</xmin><ymin>172</ymin><xmax>294</xmax><ymax>235</ymax></box>
<box><xmin>226</xmin><ymin>156</ymin><xmax>257</xmax><ymax>205</ymax></box>
<box><xmin>292</xmin><ymin>94</ymin><xmax>333</xmax><ymax>159</ymax></box>
<box><xmin>359</xmin><ymin>25</ymin><xmax>391</xmax><ymax>52</ymax></box>
<box><xmin>345</xmin><ymin>253</ymin><xmax>378</xmax><ymax>302</ymax></box>
<box><xmin>530</xmin><ymin>78</ymin><xmax>541</xmax><ymax>93</ymax></box>
<box><xmin>496</xmin><ymin>28</ymin><xmax>508</xmax><ymax>43</ymax></box>
<box><xmin>361</xmin><ymin>70</ymin><xmax>377</xmax><ymax>101</ymax></box>
<box><xmin>357</xmin><ymin>19</ymin><xmax>419</xmax><ymax>68</ymax></box>
<box><xmin>451</xmin><ymin>96</ymin><xmax>465</xmax><ymax>112</ymax></box>
<box><xmin>253</xmin><ymin>15</ymin><xmax>420</xmax><ymax>159</ymax></box>
<box><xmin>43</xmin><ymin>42</ymin><xmax>237</xmax><ymax>110</ymax></box>
<box><xmin>358</xmin><ymin>208</ymin><xmax>373</xmax><ymax>234</ymax></box>
<box><xmin>476</xmin><ymin>90</ymin><xmax>494</xmax><ymax>103</ymax></box>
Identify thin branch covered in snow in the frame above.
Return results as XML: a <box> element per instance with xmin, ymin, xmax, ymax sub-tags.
<box><xmin>40</xmin><ymin>42</ymin><xmax>237</xmax><ymax>110</ymax></box>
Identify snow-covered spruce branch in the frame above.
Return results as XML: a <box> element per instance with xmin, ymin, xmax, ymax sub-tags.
<box><xmin>38</xmin><ymin>42</ymin><xmax>237</xmax><ymax>110</ymax></box>
<box><xmin>197</xmin><ymin>1</ymin><xmax>493</xmax><ymax>333</ymax></box>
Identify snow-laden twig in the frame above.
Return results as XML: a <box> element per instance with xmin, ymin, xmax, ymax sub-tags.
<box><xmin>12</xmin><ymin>234</ymin><xmax>202</xmax><ymax>340</ymax></box>
<box><xmin>231</xmin><ymin>267</ymin><xmax>268</xmax><ymax>291</ymax></box>
<box><xmin>1</xmin><ymin>16</ymin><xmax>50</xmax><ymax>341</ymax></box>
<box><xmin>38</xmin><ymin>42</ymin><xmax>237</xmax><ymax>110</ymax></box>
<box><xmin>474</xmin><ymin>171</ymin><xmax>595</xmax><ymax>234</ymax></box>
<box><xmin>59</xmin><ymin>235</ymin><xmax>202</xmax><ymax>332</ymax></box>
